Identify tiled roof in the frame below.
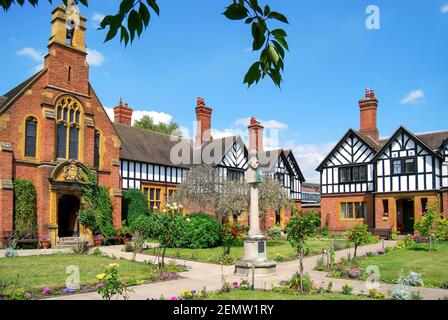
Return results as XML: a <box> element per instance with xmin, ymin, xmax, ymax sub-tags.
<box><xmin>114</xmin><ymin>123</ymin><xmax>192</xmax><ymax>169</ymax></box>
<box><xmin>0</xmin><ymin>70</ymin><xmax>46</xmax><ymax>115</ymax></box>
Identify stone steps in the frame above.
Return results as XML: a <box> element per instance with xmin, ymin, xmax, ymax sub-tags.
<box><xmin>56</xmin><ymin>237</ymin><xmax>86</xmax><ymax>249</ymax></box>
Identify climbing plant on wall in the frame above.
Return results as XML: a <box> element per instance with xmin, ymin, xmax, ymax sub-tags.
<box><xmin>13</xmin><ymin>179</ymin><xmax>38</xmax><ymax>239</ymax></box>
<box><xmin>78</xmin><ymin>168</ymin><xmax>115</xmax><ymax>239</ymax></box>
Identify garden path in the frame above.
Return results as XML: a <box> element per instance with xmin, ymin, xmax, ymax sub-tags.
<box><xmin>31</xmin><ymin>241</ymin><xmax>448</xmax><ymax>300</ymax></box>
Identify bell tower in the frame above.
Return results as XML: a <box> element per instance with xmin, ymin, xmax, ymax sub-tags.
<box><xmin>48</xmin><ymin>0</ymin><xmax>86</xmax><ymax>52</ymax></box>
<box><xmin>44</xmin><ymin>0</ymin><xmax>89</xmax><ymax>95</ymax></box>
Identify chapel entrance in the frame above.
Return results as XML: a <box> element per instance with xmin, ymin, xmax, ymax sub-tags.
<box><xmin>396</xmin><ymin>198</ymin><xmax>415</xmax><ymax>235</ymax></box>
<box><xmin>58</xmin><ymin>194</ymin><xmax>80</xmax><ymax>237</ymax></box>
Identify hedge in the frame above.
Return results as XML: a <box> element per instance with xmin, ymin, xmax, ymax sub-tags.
<box><xmin>13</xmin><ymin>180</ymin><xmax>37</xmax><ymax>239</ymax></box>
<box><xmin>122</xmin><ymin>189</ymin><xmax>149</xmax><ymax>226</ymax></box>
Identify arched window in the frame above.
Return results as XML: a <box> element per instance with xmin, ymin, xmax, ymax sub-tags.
<box><xmin>94</xmin><ymin>130</ymin><xmax>100</xmax><ymax>167</ymax></box>
<box><xmin>25</xmin><ymin>116</ymin><xmax>37</xmax><ymax>158</ymax></box>
<box><xmin>55</xmin><ymin>96</ymin><xmax>82</xmax><ymax>160</ymax></box>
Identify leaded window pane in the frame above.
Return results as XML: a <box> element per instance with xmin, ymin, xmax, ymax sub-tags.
<box><xmin>56</xmin><ymin>123</ymin><xmax>67</xmax><ymax>159</ymax></box>
<box><xmin>94</xmin><ymin>132</ymin><xmax>100</xmax><ymax>167</ymax></box>
<box><xmin>25</xmin><ymin>118</ymin><xmax>37</xmax><ymax>158</ymax></box>
<box><xmin>70</xmin><ymin>109</ymin><xmax>74</xmax><ymax>123</ymax></box>
<box><xmin>75</xmin><ymin>111</ymin><xmax>80</xmax><ymax>123</ymax></box>
<box><xmin>63</xmin><ymin>108</ymin><xmax>68</xmax><ymax>121</ymax></box>
<box><xmin>69</xmin><ymin>126</ymin><xmax>79</xmax><ymax>160</ymax></box>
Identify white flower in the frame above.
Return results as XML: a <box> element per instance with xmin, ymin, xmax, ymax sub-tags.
<box><xmin>172</xmin><ymin>202</ymin><xmax>177</xmax><ymax>207</ymax></box>
<box><xmin>179</xmin><ymin>204</ymin><xmax>183</xmax><ymax>209</ymax></box>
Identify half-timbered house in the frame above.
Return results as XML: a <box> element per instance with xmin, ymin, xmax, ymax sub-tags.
<box><xmin>317</xmin><ymin>89</ymin><xmax>448</xmax><ymax>235</ymax></box>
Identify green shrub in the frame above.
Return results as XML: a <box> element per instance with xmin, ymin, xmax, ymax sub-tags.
<box><xmin>341</xmin><ymin>283</ymin><xmax>353</xmax><ymax>295</ymax></box>
<box><xmin>171</xmin><ymin>213</ymin><xmax>222</xmax><ymax>249</ymax></box>
<box><xmin>268</xmin><ymin>227</ymin><xmax>283</xmax><ymax>240</ymax></box>
<box><xmin>122</xmin><ymin>189</ymin><xmax>149</xmax><ymax>226</ymax></box>
<box><xmin>130</xmin><ymin>214</ymin><xmax>163</xmax><ymax>239</ymax></box>
<box><xmin>13</xmin><ymin>180</ymin><xmax>37</xmax><ymax>239</ymax></box>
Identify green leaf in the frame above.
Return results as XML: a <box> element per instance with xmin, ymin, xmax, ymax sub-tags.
<box><xmin>119</xmin><ymin>0</ymin><xmax>134</xmax><ymax>13</ymax></box>
<box><xmin>139</xmin><ymin>3</ymin><xmax>151</xmax><ymax>27</ymax></box>
<box><xmin>223</xmin><ymin>3</ymin><xmax>248</xmax><ymax>20</ymax></box>
<box><xmin>104</xmin><ymin>26</ymin><xmax>119</xmax><ymax>43</ymax></box>
<box><xmin>264</xmin><ymin>5</ymin><xmax>271</xmax><ymax>16</ymax></box>
<box><xmin>267</xmin><ymin>45</ymin><xmax>279</xmax><ymax>65</ymax></box>
<box><xmin>146</xmin><ymin>0</ymin><xmax>160</xmax><ymax>16</ymax></box>
<box><xmin>272</xmin><ymin>40</ymin><xmax>285</xmax><ymax>59</ymax></box>
<box><xmin>268</xmin><ymin>11</ymin><xmax>289</xmax><ymax>24</ymax></box>
<box><xmin>120</xmin><ymin>26</ymin><xmax>130</xmax><ymax>45</ymax></box>
<box><xmin>271</xmin><ymin>29</ymin><xmax>287</xmax><ymax>38</ymax></box>
<box><xmin>243</xmin><ymin>62</ymin><xmax>261</xmax><ymax>87</ymax></box>
<box><xmin>251</xmin><ymin>22</ymin><xmax>266</xmax><ymax>51</ymax></box>
<box><xmin>273</xmin><ymin>34</ymin><xmax>289</xmax><ymax>51</ymax></box>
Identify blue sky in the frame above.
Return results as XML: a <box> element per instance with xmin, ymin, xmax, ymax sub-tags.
<box><xmin>1</xmin><ymin>0</ymin><xmax>447</xmax><ymax>182</ymax></box>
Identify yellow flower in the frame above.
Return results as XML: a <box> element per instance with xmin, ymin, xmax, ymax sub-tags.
<box><xmin>96</xmin><ymin>274</ymin><xmax>106</xmax><ymax>280</ymax></box>
<box><xmin>107</xmin><ymin>263</ymin><xmax>119</xmax><ymax>269</ymax></box>
<box><xmin>106</xmin><ymin>275</ymin><xmax>113</xmax><ymax>280</ymax></box>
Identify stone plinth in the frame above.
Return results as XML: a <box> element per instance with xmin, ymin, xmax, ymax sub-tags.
<box><xmin>234</xmin><ymin>235</ymin><xmax>277</xmax><ymax>277</ymax></box>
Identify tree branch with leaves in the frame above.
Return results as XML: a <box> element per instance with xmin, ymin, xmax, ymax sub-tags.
<box><xmin>0</xmin><ymin>0</ymin><xmax>289</xmax><ymax>87</ymax></box>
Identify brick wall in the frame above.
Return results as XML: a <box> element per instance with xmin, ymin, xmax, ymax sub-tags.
<box><xmin>320</xmin><ymin>193</ymin><xmax>374</xmax><ymax>232</ymax></box>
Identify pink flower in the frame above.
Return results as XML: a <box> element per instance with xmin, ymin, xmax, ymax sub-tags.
<box><xmin>41</xmin><ymin>287</ymin><xmax>51</xmax><ymax>295</ymax></box>
<box><xmin>232</xmin><ymin>282</ymin><xmax>239</xmax><ymax>287</ymax></box>
<box><xmin>170</xmin><ymin>296</ymin><xmax>179</xmax><ymax>300</ymax></box>
<box><xmin>96</xmin><ymin>282</ymin><xmax>104</xmax><ymax>288</ymax></box>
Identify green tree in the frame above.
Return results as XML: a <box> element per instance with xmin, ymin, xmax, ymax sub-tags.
<box><xmin>285</xmin><ymin>211</ymin><xmax>319</xmax><ymax>292</ymax></box>
<box><xmin>415</xmin><ymin>199</ymin><xmax>441</xmax><ymax>252</ymax></box>
<box><xmin>133</xmin><ymin>115</ymin><xmax>180</xmax><ymax>136</ymax></box>
<box><xmin>345</xmin><ymin>224</ymin><xmax>372</xmax><ymax>258</ymax></box>
<box><xmin>13</xmin><ymin>180</ymin><xmax>37</xmax><ymax>239</ymax></box>
<box><xmin>1</xmin><ymin>0</ymin><xmax>289</xmax><ymax>87</ymax></box>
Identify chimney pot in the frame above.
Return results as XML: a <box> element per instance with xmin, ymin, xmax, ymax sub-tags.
<box><xmin>195</xmin><ymin>98</ymin><xmax>213</xmax><ymax>147</ymax></box>
<box><xmin>359</xmin><ymin>89</ymin><xmax>379</xmax><ymax>143</ymax></box>
<box><xmin>114</xmin><ymin>99</ymin><xmax>133</xmax><ymax>126</ymax></box>
<box><xmin>248</xmin><ymin>117</ymin><xmax>264</xmax><ymax>153</ymax></box>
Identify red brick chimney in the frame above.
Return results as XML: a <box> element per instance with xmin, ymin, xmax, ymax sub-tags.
<box><xmin>114</xmin><ymin>99</ymin><xmax>133</xmax><ymax>126</ymax></box>
<box><xmin>248</xmin><ymin>117</ymin><xmax>264</xmax><ymax>152</ymax></box>
<box><xmin>195</xmin><ymin>97</ymin><xmax>213</xmax><ymax>147</ymax></box>
<box><xmin>359</xmin><ymin>89</ymin><xmax>379</xmax><ymax>144</ymax></box>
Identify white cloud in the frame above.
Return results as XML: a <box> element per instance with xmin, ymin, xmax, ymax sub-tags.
<box><xmin>92</xmin><ymin>12</ymin><xmax>105</xmax><ymax>23</ymax></box>
<box><xmin>400</xmin><ymin>89</ymin><xmax>425</xmax><ymax>105</ymax></box>
<box><xmin>441</xmin><ymin>3</ymin><xmax>448</xmax><ymax>14</ymax></box>
<box><xmin>105</xmin><ymin>107</ymin><xmax>174</xmax><ymax>126</ymax></box>
<box><xmin>16</xmin><ymin>47</ymin><xmax>44</xmax><ymax>62</ymax></box>
<box><xmin>87</xmin><ymin>49</ymin><xmax>104</xmax><ymax>66</ymax></box>
<box><xmin>16</xmin><ymin>47</ymin><xmax>45</xmax><ymax>73</ymax></box>
<box><xmin>234</xmin><ymin>117</ymin><xmax>288</xmax><ymax>130</ymax></box>
<box><xmin>284</xmin><ymin>140</ymin><xmax>336</xmax><ymax>183</ymax></box>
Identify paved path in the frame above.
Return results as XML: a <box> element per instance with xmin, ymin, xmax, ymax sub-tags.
<box><xmin>0</xmin><ymin>248</ymin><xmax>70</xmax><ymax>258</ymax></box>
<box><xmin>6</xmin><ymin>241</ymin><xmax>447</xmax><ymax>300</ymax></box>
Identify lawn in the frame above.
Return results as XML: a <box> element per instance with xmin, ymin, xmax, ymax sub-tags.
<box><xmin>0</xmin><ymin>254</ymin><xmax>182</xmax><ymax>293</ymax></box>
<box><xmin>357</xmin><ymin>242</ymin><xmax>448</xmax><ymax>288</ymax></box>
<box><xmin>148</xmin><ymin>240</ymin><xmax>351</xmax><ymax>265</ymax></box>
<box><xmin>206</xmin><ymin>290</ymin><xmax>373</xmax><ymax>300</ymax></box>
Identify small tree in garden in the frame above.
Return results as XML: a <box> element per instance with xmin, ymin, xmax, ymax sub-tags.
<box><xmin>286</xmin><ymin>211</ymin><xmax>320</xmax><ymax>292</ymax></box>
<box><xmin>96</xmin><ymin>263</ymin><xmax>132</xmax><ymax>300</ymax></box>
<box><xmin>175</xmin><ymin>165</ymin><xmax>293</xmax><ymax>222</ymax></box>
<box><xmin>221</xmin><ymin>223</ymin><xmax>240</xmax><ymax>256</ymax></box>
<box><xmin>345</xmin><ymin>224</ymin><xmax>372</xmax><ymax>258</ymax></box>
<box><xmin>415</xmin><ymin>199</ymin><xmax>441</xmax><ymax>252</ymax></box>
<box><xmin>13</xmin><ymin>180</ymin><xmax>37</xmax><ymax>240</ymax></box>
<box><xmin>154</xmin><ymin>204</ymin><xmax>183</xmax><ymax>267</ymax></box>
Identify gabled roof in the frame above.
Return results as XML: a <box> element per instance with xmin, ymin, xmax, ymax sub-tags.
<box><xmin>316</xmin><ymin>128</ymin><xmax>378</xmax><ymax>172</ymax></box>
<box><xmin>192</xmin><ymin>135</ymin><xmax>247</xmax><ymax>167</ymax></box>
<box><xmin>372</xmin><ymin>126</ymin><xmax>444</xmax><ymax>162</ymax></box>
<box><xmin>0</xmin><ymin>69</ymin><xmax>46</xmax><ymax>115</ymax></box>
<box><xmin>114</xmin><ymin>123</ymin><xmax>191</xmax><ymax>169</ymax></box>
<box><xmin>284</xmin><ymin>149</ymin><xmax>306</xmax><ymax>182</ymax></box>
<box><xmin>259</xmin><ymin>148</ymin><xmax>283</xmax><ymax>173</ymax></box>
